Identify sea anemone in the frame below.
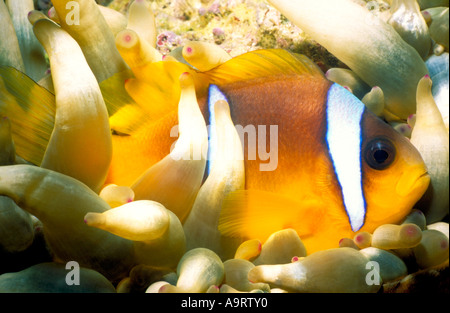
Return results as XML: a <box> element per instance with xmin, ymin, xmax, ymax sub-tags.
<box><xmin>0</xmin><ymin>0</ymin><xmax>448</xmax><ymax>294</ymax></box>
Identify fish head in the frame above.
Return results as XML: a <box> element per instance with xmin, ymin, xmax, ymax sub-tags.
<box><xmin>325</xmin><ymin>83</ymin><xmax>429</xmax><ymax>234</ymax></box>
<box><xmin>360</xmin><ymin>110</ymin><xmax>430</xmax><ymax>231</ymax></box>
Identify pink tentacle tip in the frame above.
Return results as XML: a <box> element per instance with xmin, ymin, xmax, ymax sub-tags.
<box><xmin>123</xmin><ymin>34</ymin><xmax>132</xmax><ymax>43</ymax></box>
<box><xmin>186</xmin><ymin>46</ymin><xmax>193</xmax><ymax>54</ymax></box>
<box><xmin>28</xmin><ymin>11</ymin><xmax>33</xmax><ymax>17</ymax></box>
<box><xmin>83</xmin><ymin>218</ymin><xmax>88</xmax><ymax>224</ymax></box>
<box><xmin>291</xmin><ymin>256</ymin><xmax>299</xmax><ymax>262</ymax></box>
<box><xmin>404</xmin><ymin>225</ymin><xmax>419</xmax><ymax>236</ymax></box>
<box><xmin>424</xmin><ymin>74</ymin><xmax>430</xmax><ymax>79</ymax></box>
<box><xmin>127</xmin><ymin>198</ymin><xmax>133</xmax><ymax>203</ymax></box>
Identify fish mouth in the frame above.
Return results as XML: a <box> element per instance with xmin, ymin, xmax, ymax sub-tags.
<box><xmin>396</xmin><ymin>169</ymin><xmax>430</xmax><ymax>197</ymax></box>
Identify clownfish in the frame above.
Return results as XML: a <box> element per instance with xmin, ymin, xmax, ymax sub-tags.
<box><xmin>0</xmin><ymin>49</ymin><xmax>430</xmax><ymax>253</ymax></box>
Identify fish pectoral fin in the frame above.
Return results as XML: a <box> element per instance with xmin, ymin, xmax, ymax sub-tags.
<box><xmin>100</xmin><ymin>69</ymin><xmax>151</xmax><ymax>135</ymax></box>
<box><xmin>108</xmin><ymin>104</ymin><xmax>152</xmax><ymax>136</ymax></box>
<box><xmin>218</xmin><ymin>189</ymin><xmax>322</xmax><ymax>242</ymax></box>
<box><xmin>99</xmin><ymin>69</ymin><xmax>136</xmax><ymax>116</ymax></box>
<box><xmin>0</xmin><ymin>66</ymin><xmax>55</xmax><ymax>166</ymax></box>
<box><xmin>199</xmin><ymin>49</ymin><xmax>325</xmax><ymax>87</ymax></box>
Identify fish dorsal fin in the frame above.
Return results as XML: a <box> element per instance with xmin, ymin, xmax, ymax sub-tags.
<box><xmin>199</xmin><ymin>48</ymin><xmax>325</xmax><ymax>87</ymax></box>
<box><xmin>102</xmin><ymin>49</ymin><xmax>324</xmax><ymax>134</ymax></box>
<box><xmin>0</xmin><ymin>66</ymin><xmax>55</xmax><ymax>166</ymax></box>
<box><xmin>1</xmin><ymin>49</ymin><xmax>325</xmax><ymax>165</ymax></box>
<box><xmin>218</xmin><ymin>189</ymin><xmax>324</xmax><ymax>243</ymax></box>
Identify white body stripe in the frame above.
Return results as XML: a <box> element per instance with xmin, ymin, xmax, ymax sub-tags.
<box><xmin>326</xmin><ymin>83</ymin><xmax>366</xmax><ymax>232</ymax></box>
<box><xmin>207</xmin><ymin>85</ymin><xmax>229</xmax><ymax>174</ymax></box>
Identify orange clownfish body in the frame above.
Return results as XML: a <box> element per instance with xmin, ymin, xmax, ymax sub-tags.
<box><xmin>107</xmin><ymin>49</ymin><xmax>430</xmax><ymax>253</ymax></box>
<box><xmin>0</xmin><ymin>49</ymin><xmax>430</xmax><ymax>254</ymax></box>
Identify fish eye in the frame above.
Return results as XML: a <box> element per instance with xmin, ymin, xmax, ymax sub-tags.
<box><xmin>364</xmin><ymin>137</ymin><xmax>396</xmax><ymax>170</ymax></box>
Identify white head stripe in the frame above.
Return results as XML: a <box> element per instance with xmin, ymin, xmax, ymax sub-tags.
<box><xmin>326</xmin><ymin>83</ymin><xmax>366</xmax><ymax>232</ymax></box>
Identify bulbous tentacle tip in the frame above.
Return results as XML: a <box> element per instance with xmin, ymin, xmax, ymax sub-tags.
<box><xmin>99</xmin><ymin>184</ymin><xmax>135</xmax><ymax>208</ymax></box>
<box><xmin>206</xmin><ymin>285</ymin><xmax>220</xmax><ymax>293</ymax></box>
<box><xmin>413</xmin><ymin>229</ymin><xmax>449</xmax><ymax>269</ymax></box>
<box><xmin>353</xmin><ymin>231</ymin><xmax>372</xmax><ymax>249</ymax></box>
<box><xmin>401</xmin><ymin>223</ymin><xmax>422</xmax><ymax>240</ymax></box>
<box><xmin>234</xmin><ymin>239</ymin><xmax>262</xmax><ymax>260</ymax></box>
<box><xmin>47</xmin><ymin>7</ymin><xmax>57</xmax><ymax>20</ymax></box>
<box><xmin>401</xmin><ymin>208</ymin><xmax>426</xmax><ymax>230</ymax></box>
<box><xmin>407</xmin><ymin>114</ymin><xmax>417</xmax><ymax>128</ymax></box>
<box><xmin>83</xmin><ymin>212</ymin><xmax>105</xmax><ymax>227</ymax></box>
<box><xmin>338</xmin><ymin>237</ymin><xmax>360</xmax><ymax>249</ymax></box>
<box><xmin>158</xmin><ymin>284</ymin><xmax>181</xmax><ymax>293</ymax></box>
<box><xmin>27</xmin><ymin>10</ymin><xmax>48</xmax><ymax>25</ymax></box>
<box><xmin>422</xmin><ymin>10</ymin><xmax>432</xmax><ymax>24</ymax></box>
<box><xmin>179</xmin><ymin>71</ymin><xmax>193</xmax><ymax>87</ymax></box>
<box><xmin>158</xmin><ymin>284</ymin><xmax>168</xmax><ymax>293</ymax></box>
<box><xmin>116</xmin><ymin>29</ymin><xmax>139</xmax><ymax>49</ymax></box>
<box><xmin>392</xmin><ymin>122</ymin><xmax>412</xmax><ymax>138</ymax></box>
<box><xmin>247</xmin><ymin>267</ymin><xmax>263</xmax><ymax>284</ymax></box>
<box><xmin>84</xmin><ymin>200</ymin><xmax>172</xmax><ymax>242</ymax></box>
<box><xmin>372</xmin><ymin>223</ymin><xmax>423</xmax><ymax>249</ymax></box>
<box><xmin>183</xmin><ymin>45</ymin><xmax>194</xmax><ymax>56</ymax></box>
<box><xmin>181</xmin><ymin>41</ymin><xmax>231</xmax><ymax>72</ymax></box>
<box><xmin>214</xmin><ymin>99</ymin><xmax>231</xmax><ymax>117</ymax></box>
